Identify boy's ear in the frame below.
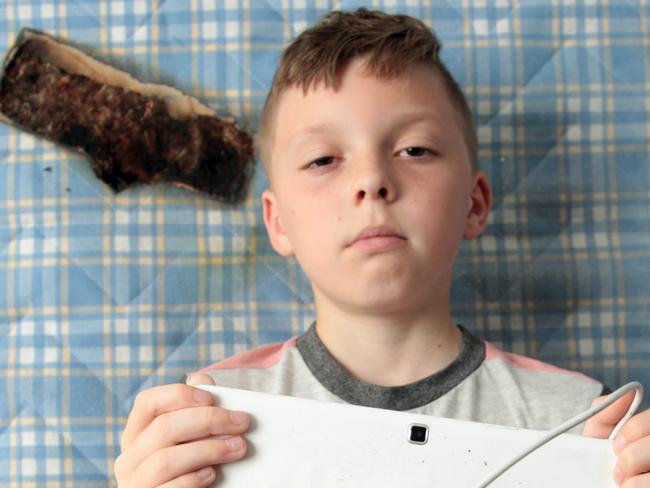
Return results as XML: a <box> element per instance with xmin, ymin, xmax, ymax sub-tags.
<box><xmin>463</xmin><ymin>171</ymin><xmax>492</xmax><ymax>239</ymax></box>
<box><xmin>262</xmin><ymin>189</ymin><xmax>294</xmax><ymax>257</ymax></box>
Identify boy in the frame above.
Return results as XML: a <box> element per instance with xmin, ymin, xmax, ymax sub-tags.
<box><xmin>114</xmin><ymin>8</ymin><xmax>650</xmax><ymax>487</ymax></box>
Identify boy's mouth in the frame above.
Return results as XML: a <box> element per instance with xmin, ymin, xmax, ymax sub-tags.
<box><xmin>348</xmin><ymin>225</ymin><xmax>406</xmax><ymax>251</ymax></box>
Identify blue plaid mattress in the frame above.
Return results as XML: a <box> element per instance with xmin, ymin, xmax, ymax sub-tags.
<box><xmin>1</xmin><ymin>0</ymin><xmax>649</xmax><ymax>485</ymax></box>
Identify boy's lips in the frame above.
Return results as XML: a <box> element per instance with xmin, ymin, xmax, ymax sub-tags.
<box><xmin>348</xmin><ymin>225</ymin><xmax>406</xmax><ymax>251</ymax></box>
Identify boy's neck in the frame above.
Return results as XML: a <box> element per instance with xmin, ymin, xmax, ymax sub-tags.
<box><xmin>312</xmin><ymin>295</ymin><xmax>463</xmax><ymax>387</ymax></box>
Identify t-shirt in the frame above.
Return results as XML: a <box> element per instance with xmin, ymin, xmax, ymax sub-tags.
<box><xmin>193</xmin><ymin>324</ymin><xmax>606</xmax><ymax>433</ymax></box>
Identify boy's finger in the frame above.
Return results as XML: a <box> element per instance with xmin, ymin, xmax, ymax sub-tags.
<box><xmin>616</xmin><ymin>434</ymin><xmax>650</xmax><ymax>482</ymax></box>
<box><xmin>614</xmin><ymin>408</ymin><xmax>650</xmax><ymax>453</ymax></box>
<box><xmin>123</xmin><ymin>405</ymin><xmax>250</xmax><ymax>471</ymax></box>
<box><xmin>121</xmin><ymin>384</ymin><xmax>215</xmax><ymax>450</ymax></box>
<box><xmin>132</xmin><ymin>436</ymin><xmax>247</xmax><ymax>488</ymax></box>
<box><xmin>157</xmin><ymin>466</ymin><xmax>220</xmax><ymax>488</ymax></box>
<box><xmin>582</xmin><ymin>391</ymin><xmax>636</xmax><ymax>438</ymax></box>
<box><xmin>620</xmin><ymin>471</ymin><xmax>650</xmax><ymax>488</ymax></box>
<box><xmin>186</xmin><ymin>372</ymin><xmax>216</xmax><ymax>386</ymax></box>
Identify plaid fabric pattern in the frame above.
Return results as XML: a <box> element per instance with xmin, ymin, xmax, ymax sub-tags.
<box><xmin>0</xmin><ymin>0</ymin><xmax>649</xmax><ymax>485</ymax></box>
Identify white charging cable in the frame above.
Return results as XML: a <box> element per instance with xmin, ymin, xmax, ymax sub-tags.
<box><xmin>476</xmin><ymin>381</ymin><xmax>644</xmax><ymax>488</ymax></box>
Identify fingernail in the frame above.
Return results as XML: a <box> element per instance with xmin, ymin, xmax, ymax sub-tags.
<box><xmin>613</xmin><ymin>464</ymin><xmax>624</xmax><ymax>485</ymax></box>
<box><xmin>197</xmin><ymin>466</ymin><xmax>215</xmax><ymax>480</ymax></box>
<box><xmin>229</xmin><ymin>410</ymin><xmax>248</xmax><ymax>425</ymax></box>
<box><xmin>193</xmin><ymin>388</ymin><xmax>213</xmax><ymax>404</ymax></box>
<box><xmin>226</xmin><ymin>436</ymin><xmax>243</xmax><ymax>451</ymax></box>
<box><xmin>614</xmin><ymin>434</ymin><xmax>627</xmax><ymax>453</ymax></box>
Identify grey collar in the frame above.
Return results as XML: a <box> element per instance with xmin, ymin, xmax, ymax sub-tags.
<box><xmin>296</xmin><ymin>322</ymin><xmax>485</xmax><ymax>411</ymax></box>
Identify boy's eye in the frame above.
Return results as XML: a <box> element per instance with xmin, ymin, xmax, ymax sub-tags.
<box><xmin>307</xmin><ymin>156</ymin><xmax>335</xmax><ymax>168</ymax></box>
<box><xmin>399</xmin><ymin>146</ymin><xmax>432</xmax><ymax>158</ymax></box>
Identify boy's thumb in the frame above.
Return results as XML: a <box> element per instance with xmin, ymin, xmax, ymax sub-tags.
<box><xmin>186</xmin><ymin>372</ymin><xmax>216</xmax><ymax>386</ymax></box>
<box><xmin>582</xmin><ymin>390</ymin><xmax>636</xmax><ymax>438</ymax></box>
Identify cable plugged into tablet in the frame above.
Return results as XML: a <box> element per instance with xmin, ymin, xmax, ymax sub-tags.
<box><xmin>475</xmin><ymin>381</ymin><xmax>644</xmax><ymax>488</ymax></box>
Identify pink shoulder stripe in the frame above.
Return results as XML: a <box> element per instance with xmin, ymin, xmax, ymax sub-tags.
<box><xmin>199</xmin><ymin>336</ymin><xmax>298</xmax><ymax>371</ymax></box>
<box><xmin>484</xmin><ymin>341</ymin><xmax>598</xmax><ymax>382</ymax></box>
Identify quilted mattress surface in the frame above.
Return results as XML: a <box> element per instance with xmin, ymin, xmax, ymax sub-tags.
<box><xmin>0</xmin><ymin>1</ymin><xmax>649</xmax><ymax>486</ymax></box>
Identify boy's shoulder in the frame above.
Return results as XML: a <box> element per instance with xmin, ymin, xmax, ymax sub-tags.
<box><xmin>479</xmin><ymin>340</ymin><xmax>607</xmax><ymax>406</ymax></box>
<box><xmin>482</xmin><ymin>340</ymin><xmax>602</xmax><ymax>386</ymax></box>
<box><xmin>445</xmin><ymin>339</ymin><xmax>606</xmax><ymax>430</ymax></box>
<box><xmin>189</xmin><ymin>333</ymin><xmax>337</xmax><ymax>400</ymax></box>
<box><xmin>199</xmin><ymin>335</ymin><xmax>299</xmax><ymax>371</ymax></box>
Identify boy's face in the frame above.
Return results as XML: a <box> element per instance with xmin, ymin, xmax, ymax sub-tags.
<box><xmin>262</xmin><ymin>57</ymin><xmax>491</xmax><ymax>315</ymax></box>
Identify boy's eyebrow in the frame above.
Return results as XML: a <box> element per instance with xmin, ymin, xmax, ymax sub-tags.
<box><xmin>392</xmin><ymin>107</ymin><xmax>446</xmax><ymax>126</ymax></box>
<box><xmin>286</xmin><ymin>122</ymin><xmax>340</xmax><ymax>149</ymax></box>
<box><xmin>286</xmin><ymin>109</ymin><xmax>443</xmax><ymax>150</ymax></box>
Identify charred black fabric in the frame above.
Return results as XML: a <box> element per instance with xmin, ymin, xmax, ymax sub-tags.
<box><xmin>0</xmin><ymin>37</ymin><xmax>254</xmax><ymax>204</ymax></box>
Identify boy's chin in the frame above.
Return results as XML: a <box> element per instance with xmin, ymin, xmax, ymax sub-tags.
<box><xmin>333</xmin><ymin>287</ymin><xmax>442</xmax><ymax>316</ymax></box>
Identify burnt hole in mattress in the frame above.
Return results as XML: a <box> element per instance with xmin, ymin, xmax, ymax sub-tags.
<box><xmin>0</xmin><ymin>34</ymin><xmax>255</xmax><ymax>203</ymax></box>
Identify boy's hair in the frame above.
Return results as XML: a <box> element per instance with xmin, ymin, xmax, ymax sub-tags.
<box><xmin>257</xmin><ymin>8</ymin><xmax>478</xmax><ymax>173</ymax></box>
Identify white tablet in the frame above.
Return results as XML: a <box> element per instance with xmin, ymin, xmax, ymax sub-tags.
<box><xmin>196</xmin><ymin>385</ymin><xmax>616</xmax><ymax>487</ymax></box>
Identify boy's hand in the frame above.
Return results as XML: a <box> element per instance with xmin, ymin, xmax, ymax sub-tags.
<box><xmin>583</xmin><ymin>392</ymin><xmax>650</xmax><ymax>487</ymax></box>
<box><xmin>114</xmin><ymin>373</ymin><xmax>250</xmax><ymax>487</ymax></box>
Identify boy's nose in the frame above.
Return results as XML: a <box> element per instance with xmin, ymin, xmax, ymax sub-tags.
<box><xmin>356</xmin><ymin>184</ymin><xmax>390</xmax><ymax>203</ymax></box>
<box><xmin>353</xmin><ymin>156</ymin><xmax>396</xmax><ymax>205</ymax></box>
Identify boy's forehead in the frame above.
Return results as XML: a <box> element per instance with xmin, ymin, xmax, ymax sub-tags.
<box><xmin>272</xmin><ymin>65</ymin><xmax>455</xmax><ymax>147</ymax></box>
